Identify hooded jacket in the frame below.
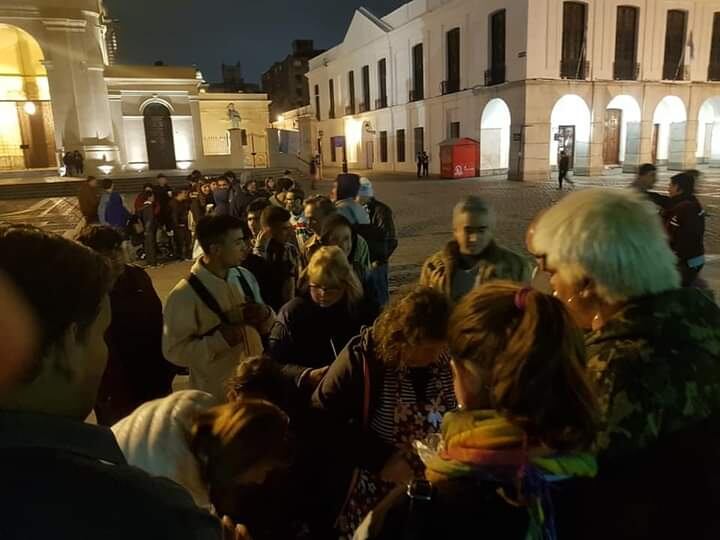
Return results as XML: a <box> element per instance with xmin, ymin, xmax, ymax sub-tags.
<box><xmin>420</xmin><ymin>241</ymin><xmax>532</xmax><ymax>301</ymax></box>
<box><xmin>336</xmin><ymin>199</ymin><xmax>370</xmax><ymax>225</ymax></box>
<box><xmin>586</xmin><ymin>287</ymin><xmax>720</xmax><ymax>461</ymax></box>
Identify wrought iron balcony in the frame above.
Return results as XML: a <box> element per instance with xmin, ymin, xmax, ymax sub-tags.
<box><xmin>663</xmin><ymin>64</ymin><xmax>689</xmax><ymax>81</ymax></box>
<box><xmin>345</xmin><ymin>104</ymin><xmax>355</xmax><ymax>116</ymax></box>
<box><xmin>409</xmin><ymin>89</ymin><xmax>424</xmax><ymax>102</ymax></box>
<box><xmin>484</xmin><ymin>64</ymin><xmax>506</xmax><ymax>86</ymax></box>
<box><xmin>358</xmin><ymin>102</ymin><xmax>368</xmax><ymax>113</ymax></box>
<box><xmin>613</xmin><ymin>61</ymin><xmax>640</xmax><ymax>81</ymax></box>
<box><xmin>560</xmin><ymin>59</ymin><xmax>590</xmax><ymax>80</ymax></box>
<box><xmin>441</xmin><ymin>79</ymin><xmax>460</xmax><ymax>95</ymax></box>
<box><xmin>328</xmin><ymin>109</ymin><xmax>336</xmax><ymax>119</ymax></box>
<box><xmin>709</xmin><ymin>63</ymin><xmax>720</xmax><ymax>82</ymax></box>
<box><xmin>375</xmin><ymin>97</ymin><xmax>388</xmax><ymax>109</ymax></box>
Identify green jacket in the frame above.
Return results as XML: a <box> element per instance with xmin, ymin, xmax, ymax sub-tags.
<box><xmin>586</xmin><ymin>288</ymin><xmax>720</xmax><ymax>461</ymax></box>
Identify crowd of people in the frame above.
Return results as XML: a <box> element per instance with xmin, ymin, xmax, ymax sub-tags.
<box><xmin>0</xmin><ymin>162</ymin><xmax>718</xmax><ymax>540</ymax></box>
<box><xmin>62</xmin><ymin>149</ymin><xmax>85</xmax><ymax>177</ymax></box>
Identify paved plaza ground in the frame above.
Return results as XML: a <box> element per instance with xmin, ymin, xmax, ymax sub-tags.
<box><xmin>2</xmin><ymin>168</ymin><xmax>720</xmax><ymax>300</ymax></box>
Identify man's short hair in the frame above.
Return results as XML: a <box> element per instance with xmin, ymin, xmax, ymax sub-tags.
<box><xmin>336</xmin><ymin>173</ymin><xmax>361</xmax><ymax>200</ymax></box>
<box><xmin>638</xmin><ymin>163</ymin><xmax>657</xmax><ymax>176</ymax></box>
<box><xmin>452</xmin><ymin>196</ymin><xmax>494</xmax><ymax>222</ymax></box>
<box><xmin>156</xmin><ymin>174</ymin><xmax>167</xmax><ymax>180</ymax></box>
<box><xmin>196</xmin><ymin>215</ymin><xmax>245</xmax><ymax>253</ymax></box>
<box><xmin>287</xmin><ymin>188</ymin><xmax>305</xmax><ymax>201</ymax></box>
<box><xmin>671</xmin><ymin>172</ymin><xmax>696</xmax><ymax>195</ymax></box>
<box><xmin>261</xmin><ymin>206</ymin><xmax>291</xmax><ymax>229</ymax></box>
<box><xmin>0</xmin><ymin>225</ymin><xmax>112</xmax><ymax>378</ymax></box>
<box><xmin>247</xmin><ymin>198</ymin><xmax>271</xmax><ymax>216</ymax></box>
<box><xmin>275</xmin><ymin>177</ymin><xmax>294</xmax><ymax>193</ymax></box>
<box><xmin>77</xmin><ymin>225</ymin><xmax>124</xmax><ymax>253</ymax></box>
<box><xmin>305</xmin><ymin>195</ymin><xmax>335</xmax><ymax>217</ymax></box>
<box><xmin>102</xmin><ymin>178</ymin><xmax>113</xmax><ymax>190</ymax></box>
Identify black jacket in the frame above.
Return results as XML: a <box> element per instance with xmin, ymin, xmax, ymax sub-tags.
<box><xmin>663</xmin><ymin>194</ymin><xmax>705</xmax><ymax>264</ymax></box>
<box><xmin>364</xmin><ymin>198</ymin><xmax>398</xmax><ymax>264</ymax></box>
<box><xmin>269</xmin><ymin>294</ymin><xmax>378</xmax><ymax>385</ymax></box>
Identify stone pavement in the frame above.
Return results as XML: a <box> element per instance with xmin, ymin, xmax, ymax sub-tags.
<box><xmin>2</xmin><ymin>169</ymin><xmax>720</xmax><ymax>300</ymax></box>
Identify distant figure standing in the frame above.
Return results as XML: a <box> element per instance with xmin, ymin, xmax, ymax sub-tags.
<box><xmin>63</xmin><ymin>151</ymin><xmax>75</xmax><ymax>176</ymax></box>
<box><xmin>422</xmin><ymin>151</ymin><xmax>430</xmax><ymax>177</ymax></box>
<box><xmin>73</xmin><ymin>150</ymin><xmax>84</xmax><ymax>176</ymax></box>
<box><xmin>98</xmin><ymin>178</ymin><xmax>130</xmax><ymax>230</ymax></box>
<box><xmin>416</xmin><ymin>151</ymin><xmax>423</xmax><ymax>178</ymax></box>
<box><xmin>77</xmin><ymin>176</ymin><xmax>100</xmax><ymax>224</ymax></box>
<box><xmin>558</xmin><ymin>150</ymin><xmax>572</xmax><ymax>190</ymax></box>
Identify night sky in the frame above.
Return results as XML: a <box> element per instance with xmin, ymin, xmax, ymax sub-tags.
<box><xmin>104</xmin><ymin>0</ymin><xmax>407</xmax><ymax>84</ymax></box>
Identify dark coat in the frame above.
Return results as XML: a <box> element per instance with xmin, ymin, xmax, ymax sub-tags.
<box><xmin>269</xmin><ymin>294</ymin><xmax>378</xmax><ymax>385</ymax></box>
<box><xmin>95</xmin><ymin>265</ymin><xmax>177</xmax><ymax>426</ymax></box>
<box><xmin>229</xmin><ymin>186</ymin><xmax>256</xmax><ymax>219</ymax></box>
<box><xmin>364</xmin><ymin>198</ymin><xmax>398</xmax><ymax>264</ymax></box>
<box><xmin>169</xmin><ymin>198</ymin><xmax>189</xmax><ymax>228</ymax></box>
<box><xmin>663</xmin><ymin>194</ymin><xmax>705</xmax><ymax>265</ymax></box>
<box><xmin>78</xmin><ymin>183</ymin><xmax>99</xmax><ymax>222</ymax></box>
<box><xmin>104</xmin><ymin>192</ymin><xmax>130</xmax><ymax>229</ymax></box>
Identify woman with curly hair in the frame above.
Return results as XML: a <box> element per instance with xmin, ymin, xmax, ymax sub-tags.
<box><xmin>312</xmin><ymin>286</ymin><xmax>456</xmax><ymax>538</ymax></box>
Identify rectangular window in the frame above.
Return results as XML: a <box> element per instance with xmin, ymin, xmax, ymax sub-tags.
<box><xmin>444</xmin><ymin>28</ymin><xmax>461</xmax><ymax>94</ymax></box>
<box><xmin>412</xmin><ymin>43</ymin><xmax>424</xmax><ymax>101</ymax></box>
<box><xmin>361</xmin><ymin>65</ymin><xmax>371</xmax><ymax>112</ymax></box>
<box><xmin>614</xmin><ymin>6</ymin><xmax>639</xmax><ymax>80</ymax></box>
<box><xmin>379</xmin><ymin>131</ymin><xmax>388</xmax><ymax>162</ymax></box>
<box><xmin>330</xmin><ymin>136</ymin><xmax>338</xmax><ymax>162</ymax></box>
<box><xmin>377</xmin><ymin>58</ymin><xmax>388</xmax><ymax>108</ymax></box>
<box><xmin>240</xmin><ymin>129</ymin><xmax>248</xmax><ymax>146</ymax></box>
<box><xmin>414</xmin><ymin>126</ymin><xmax>425</xmax><ymax>156</ymax></box>
<box><xmin>329</xmin><ymin>79</ymin><xmax>335</xmax><ymax>119</ymax></box>
<box><xmin>450</xmin><ymin>122</ymin><xmax>460</xmax><ymax>139</ymax></box>
<box><xmin>487</xmin><ymin>10</ymin><xmax>506</xmax><ymax>86</ymax></box>
<box><xmin>663</xmin><ymin>10</ymin><xmax>688</xmax><ymax>80</ymax></box>
<box><xmin>710</xmin><ymin>13</ymin><xmax>720</xmax><ymax>80</ymax></box>
<box><xmin>314</xmin><ymin>84</ymin><xmax>321</xmax><ymax>121</ymax></box>
<box><xmin>396</xmin><ymin>129</ymin><xmax>406</xmax><ymax>162</ymax></box>
<box><xmin>347</xmin><ymin>71</ymin><xmax>356</xmax><ymax>115</ymax></box>
<box><xmin>561</xmin><ymin>2</ymin><xmax>588</xmax><ymax>79</ymax></box>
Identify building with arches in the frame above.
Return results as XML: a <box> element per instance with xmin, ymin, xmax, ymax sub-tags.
<box><xmin>0</xmin><ymin>1</ymin><xmax>271</xmax><ymax>176</ymax></box>
<box><xmin>307</xmin><ymin>0</ymin><xmax>720</xmax><ymax>180</ymax></box>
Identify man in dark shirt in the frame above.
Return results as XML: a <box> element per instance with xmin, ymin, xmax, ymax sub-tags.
<box><xmin>0</xmin><ymin>225</ymin><xmax>222</xmax><ymax>540</ymax></box>
<box><xmin>170</xmin><ymin>185</ymin><xmax>192</xmax><ymax>260</ymax></box>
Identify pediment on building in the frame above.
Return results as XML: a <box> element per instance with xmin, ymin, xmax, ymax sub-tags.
<box><xmin>341</xmin><ymin>8</ymin><xmax>392</xmax><ymax>52</ymax></box>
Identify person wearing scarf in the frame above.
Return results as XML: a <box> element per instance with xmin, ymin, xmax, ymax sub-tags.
<box><xmin>354</xmin><ymin>282</ymin><xmax>600</xmax><ymax>540</ymax></box>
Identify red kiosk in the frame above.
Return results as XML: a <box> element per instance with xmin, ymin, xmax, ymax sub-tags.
<box><xmin>439</xmin><ymin>137</ymin><xmax>480</xmax><ymax>179</ymax></box>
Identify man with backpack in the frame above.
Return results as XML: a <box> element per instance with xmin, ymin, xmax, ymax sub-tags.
<box><xmin>162</xmin><ymin>215</ymin><xmax>275</xmax><ymax>399</ymax></box>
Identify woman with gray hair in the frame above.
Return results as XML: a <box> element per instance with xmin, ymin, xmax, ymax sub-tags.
<box><xmin>530</xmin><ymin>188</ymin><xmax>720</xmax><ymax>462</ymax></box>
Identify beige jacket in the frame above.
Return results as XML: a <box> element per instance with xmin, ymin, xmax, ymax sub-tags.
<box><xmin>162</xmin><ymin>260</ymin><xmax>273</xmax><ymax>399</ymax></box>
<box><xmin>420</xmin><ymin>241</ymin><xmax>532</xmax><ymax>301</ymax></box>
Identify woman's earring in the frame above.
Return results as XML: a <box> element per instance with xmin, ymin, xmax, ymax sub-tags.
<box><xmin>580</xmin><ymin>289</ymin><xmax>591</xmax><ymax>299</ymax></box>
<box><xmin>566</xmin><ymin>296</ymin><xmax>575</xmax><ymax>304</ymax></box>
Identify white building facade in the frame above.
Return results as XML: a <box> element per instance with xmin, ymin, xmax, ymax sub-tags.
<box><xmin>0</xmin><ymin>0</ymin><xmax>271</xmax><ymax>176</ymax></box>
<box><xmin>307</xmin><ymin>0</ymin><xmax>720</xmax><ymax>180</ymax></box>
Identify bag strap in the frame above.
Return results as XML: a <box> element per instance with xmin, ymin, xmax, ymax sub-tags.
<box><xmin>234</xmin><ymin>267</ymin><xmax>256</xmax><ymax>303</ymax></box>
<box><xmin>187</xmin><ymin>274</ymin><xmax>230</xmax><ymax>325</ymax></box>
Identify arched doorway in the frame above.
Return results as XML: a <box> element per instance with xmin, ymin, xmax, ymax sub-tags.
<box><xmin>143</xmin><ymin>103</ymin><xmax>176</xmax><ymax>170</ymax></box>
<box><xmin>652</xmin><ymin>96</ymin><xmax>687</xmax><ymax>166</ymax></box>
<box><xmin>0</xmin><ymin>24</ymin><xmax>56</xmax><ymax>170</ymax></box>
<box><xmin>696</xmin><ymin>97</ymin><xmax>720</xmax><ymax>165</ymax></box>
<box><xmin>550</xmin><ymin>94</ymin><xmax>591</xmax><ymax>170</ymax></box>
<box><xmin>480</xmin><ymin>98</ymin><xmax>511</xmax><ymax>172</ymax></box>
<box><xmin>605</xmin><ymin>95</ymin><xmax>641</xmax><ymax>166</ymax></box>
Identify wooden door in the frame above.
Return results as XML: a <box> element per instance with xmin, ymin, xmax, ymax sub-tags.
<box><xmin>651</xmin><ymin>123</ymin><xmax>660</xmax><ymax>164</ymax></box>
<box><xmin>603</xmin><ymin>109</ymin><xmax>622</xmax><ymax>165</ymax></box>
<box><xmin>144</xmin><ymin>104</ymin><xmax>176</xmax><ymax>170</ymax></box>
<box><xmin>558</xmin><ymin>125</ymin><xmax>576</xmax><ymax>168</ymax></box>
<box><xmin>17</xmin><ymin>101</ymin><xmax>52</xmax><ymax>169</ymax></box>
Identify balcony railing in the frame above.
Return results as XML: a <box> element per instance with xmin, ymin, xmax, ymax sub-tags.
<box><xmin>409</xmin><ymin>89</ymin><xmax>423</xmax><ymax>102</ymax></box>
<box><xmin>709</xmin><ymin>63</ymin><xmax>720</xmax><ymax>82</ymax></box>
<box><xmin>663</xmin><ymin>64</ymin><xmax>689</xmax><ymax>81</ymax></box>
<box><xmin>560</xmin><ymin>59</ymin><xmax>590</xmax><ymax>80</ymax></box>
<box><xmin>345</xmin><ymin>104</ymin><xmax>355</xmax><ymax>116</ymax></box>
<box><xmin>613</xmin><ymin>61</ymin><xmax>640</xmax><ymax>81</ymax></box>
<box><xmin>328</xmin><ymin>109</ymin><xmax>336</xmax><ymax>119</ymax></box>
<box><xmin>484</xmin><ymin>64</ymin><xmax>506</xmax><ymax>86</ymax></box>
<box><xmin>358</xmin><ymin>102</ymin><xmax>368</xmax><ymax>113</ymax></box>
<box><xmin>441</xmin><ymin>79</ymin><xmax>460</xmax><ymax>95</ymax></box>
<box><xmin>375</xmin><ymin>97</ymin><xmax>388</xmax><ymax>109</ymax></box>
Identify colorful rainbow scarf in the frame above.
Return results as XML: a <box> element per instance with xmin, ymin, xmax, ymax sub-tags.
<box><xmin>416</xmin><ymin>410</ymin><xmax>597</xmax><ymax>540</ymax></box>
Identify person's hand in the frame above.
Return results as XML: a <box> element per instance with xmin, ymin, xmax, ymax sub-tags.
<box><xmin>255</xmin><ymin>229</ymin><xmax>271</xmax><ymax>252</ymax></box>
<box><xmin>240</xmin><ymin>303</ymin><xmax>271</xmax><ymax>327</ymax></box>
<box><xmin>221</xmin><ymin>516</ymin><xmax>253</xmax><ymax>540</ymax></box>
<box><xmin>305</xmin><ymin>366</ymin><xmax>329</xmax><ymax>388</ymax></box>
<box><xmin>380</xmin><ymin>452</ymin><xmax>414</xmax><ymax>485</ymax></box>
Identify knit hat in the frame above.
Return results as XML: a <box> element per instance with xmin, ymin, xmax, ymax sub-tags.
<box><xmin>335</xmin><ymin>173</ymin><xmax>361</xmax><ymax>200</ymax></box>
<box><xmin>358</xmin><ymin>177</ymin><xmax>374</xmax><ymax>199</ymax></box>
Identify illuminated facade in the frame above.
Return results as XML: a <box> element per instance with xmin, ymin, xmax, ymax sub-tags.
<box><xmin>308</xmin><ymin>0</ymin><xmax>720</xmax><ymax>180</ymax></box>
<box><xmin>0</xmin><ymin>1</ymin><xmax>270</xmax><ymax>175</ymax></box>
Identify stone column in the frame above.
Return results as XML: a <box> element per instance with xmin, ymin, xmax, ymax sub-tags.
<box><xmin>229</xmin><ymin>129</ymin><xmax>246</xmax><ymax>169</ymax></box>
<box><xmin>585</xmin><ymin>86</ymin><xmax>606</xmax><ymax>176</ymax></box>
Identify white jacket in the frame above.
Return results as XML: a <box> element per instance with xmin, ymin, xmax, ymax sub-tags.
<box><xmin>163</xmin><ymin>259</ymin><xmax>272</xmax><ymax>399</ymax></box>
<box><xmin>112</xmin><ymin>390</ymin><xmax>219</xmax><ymax>510</ymax></box>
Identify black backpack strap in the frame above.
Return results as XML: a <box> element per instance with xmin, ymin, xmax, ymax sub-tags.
<box><xmin>187</xmin><ymin>274</ymin><xmax>230</xmax><ymax>325</ymax></box>
<box><xmin>234</xmin><ymin>267</ymin><xmax>257</xmax><ymax>303</ymax></box>
<box><xmin>403</xmin><ymin>480</ymin><xmax>434</xmax><ymax>540</ymax></box>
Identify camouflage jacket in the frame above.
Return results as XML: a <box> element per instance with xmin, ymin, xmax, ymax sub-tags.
<box><xmin>586</xmin><ymin>288</ymin><xmax>720</xmax><ymax>461</ymax></box>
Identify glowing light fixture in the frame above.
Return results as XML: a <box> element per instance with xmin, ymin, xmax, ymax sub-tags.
<box><xmin>177</xmin><ymin>160</ymin><xmax>193</xmax><ymax>170</ymax></box>
<box><xmin>23</xmin><ymin>101</ymin><xmax>36</xmax><ymax>115</ymax></box>
<box><xmin>277</xmin><ymin>115</ymin><xmax>284</xmax><ymax>124</ymax></box>
<box><xmin>98</xmin><ymin>164</ymin><xmax>114</xmax><ymax>175</ymax></box>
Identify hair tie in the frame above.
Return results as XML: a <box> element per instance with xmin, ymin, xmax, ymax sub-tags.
<box><xmin>514</xmin><ymin>288</ymin><xmax>532</xmax><ymax>311</ymax></box>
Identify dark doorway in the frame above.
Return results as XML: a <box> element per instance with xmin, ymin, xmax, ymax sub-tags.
<box><xmin>488</xmin><ymin>10</ymin><xmax>506</xmax><ymax>85</ymax></box>
<box><xmin>663</xmin><ymin>10</ymin><xmax>688</xmax><ymax>80</ymax></box>
<box><xmin>561</xmin><ymin>2</ymin><xmax>588</xmax><ymax>79</ymax></box>
<box><xmin>709</xmin><ymin>13</ymin><xmax>720</xmax><ymax>80</ymax></box>
<box><xmin>603</xmin><ymin>109</ymin><xmax>622</xmax><ymax>165</ymax></box>
<box><xmin>614</xmin><ymin>6</ymin><xmax>639</xmax><ymax>80</ymax></box>
<box><xmin>412</xmin><ymin>43</ymin><xmax>424</xmax><ymax>101</ymax></box>
<box><xmin>144</xmin><ymin>104</ymin><xmax>176</xmax><ymax>170</ymax></box>
<box><xmin>651</xmin><ymin>124</ymin><xmax>660</xmax><ymax>164</ymax></box>
<box><xmin>557</xmin><ymin>125</ymin><xmax>576</xmax><ymax>168</ymax></box>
